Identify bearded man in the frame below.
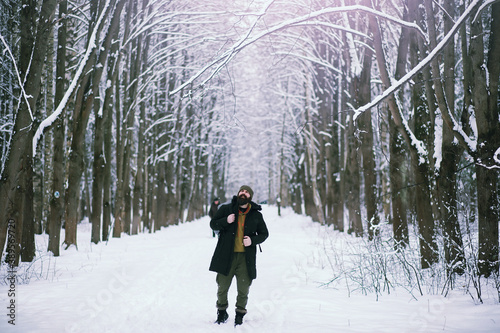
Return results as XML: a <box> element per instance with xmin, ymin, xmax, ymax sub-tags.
<box><xmin>209</xmin><ymin>185</ymin><xmax>269</xmax><ymax>326</ymax></box>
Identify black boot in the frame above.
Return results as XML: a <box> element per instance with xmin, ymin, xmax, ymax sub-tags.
<box><xmin>234</xmin><ymin>311</ymin><xmax>246</xmax><ymax>326</ymax></box>
<box><xmin>215</xmin><ymin>309</ymin><xmax>228</xmax><ymax>324</ymax></box>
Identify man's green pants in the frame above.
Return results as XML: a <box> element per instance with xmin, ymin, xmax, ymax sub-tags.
<box><xmin>216</xmin><ymin>252</ymin><xmax>253</xmax><ymax>313</ymax></box>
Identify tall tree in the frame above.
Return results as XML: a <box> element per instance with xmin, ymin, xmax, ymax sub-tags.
<box><xmin>468</xmin><ymin>1</ymin><xmax>500</xmax><ymax>276</ymax></box>
<box><xmin>64</xmin><ymin>0</ymin><xmax>126</xmax><ymax>247</ymax></box>
<box><xmin>132</xmin><ymin>0</ymin><xmax>152</xmax><ymax>234</ymax></box>
<box><xmin>0</xmin><ymin>0</ymin><xmax>58</xmax><ymax>263</ymax></box>
<box><xmin>368</xmin><ymin>1</ymin><xmax>438</xmax><ymax>267</ymax></box>
<box><xmin>433</xmin><ymin>0</ymin><xmax>465</xmax><ymax>274</ymax></box>
<box><xmin>101</xmin><ymin>19</ymin><xmax>120</xmax><ymax>241</ymax></box>
<box><xmin>348</xmin><ymin>0</ymin><xmax>378</xmax><ymax>238</ymax></box>
<box><xmin>389</xmin><ymin>0</ymin><xmax>413</xmax><ymax>249</ymax></box>
<box><xmin>47</xmin><ymin>0</ymin><xmax>68</xmax><ymax>256</ymax></box>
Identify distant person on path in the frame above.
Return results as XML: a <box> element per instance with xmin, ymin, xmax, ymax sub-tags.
<box><xmin>209</xmin><ymin>197</ymin><xmax>221</xmax><ymax>237</ymax></box>
<box><xmin>209</xmin><ymin>185</ymin><xmax>269</xmax><ymax>326</ymax></box>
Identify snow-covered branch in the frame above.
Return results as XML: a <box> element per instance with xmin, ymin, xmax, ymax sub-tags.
<box><xmin>169</xmin><ymin>3</ymin><xmax>426</xmax><ymax>96</ymax></box>
<box><xmin>473</xmin><ymin>0</ymin><xmax>500</xmax><ymax>22</ymax></box>
<box><xmin>32</xmin><ymin>0</ymin><xmax>112</xmax><ymax>156</ymax></box>
<box><xmin>353</xmin><ymin>0</ymin><xmax>484</xmax><ymax>153</ymax></box>
<box><xmin>0</xmin><ymin>34</ymin><xmax>34</xmax><ymax>121</ymax></box>
<box><xmin>494</xmin><ymin>147</ymin><xmax>500</xmax><ymax>166</ymax></box>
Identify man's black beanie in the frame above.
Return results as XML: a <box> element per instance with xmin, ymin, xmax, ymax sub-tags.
<box><xmin>238</xmin><ymin>185</ymin><xmax>254</xmax><ymax>201</ymax></box>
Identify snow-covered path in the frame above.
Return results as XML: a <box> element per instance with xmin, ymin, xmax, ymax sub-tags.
<box><xmin>1</xmin><ymin>206</ymin><xmax>499</xmax><ymax>332</ymax></box>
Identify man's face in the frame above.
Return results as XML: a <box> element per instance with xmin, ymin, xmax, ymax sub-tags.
<box><xmin>237</xmin><ymin>189</ymin><xmax>251</xmax><ymax>205</ymax></box>
<box><xmin>238</xmin><ymin>189</ymin><xmax>251</xmax><ymax>199</ymax></box>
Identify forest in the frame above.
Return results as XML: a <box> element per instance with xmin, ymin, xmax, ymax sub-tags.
<box><xmin>0</xmin><ymin>0</ymin><xmax>499</xmax><ymax>296</ymax></box>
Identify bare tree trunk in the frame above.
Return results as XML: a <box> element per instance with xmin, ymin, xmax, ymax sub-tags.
<box><xmin>305</xmin><ymin>76</ymin><xmax>325</xmax><ymax>224</ymax></box>
<box><xmin>378</xmin><ymin>103</ymin><xmax>391</xmax><ymax>223</ymax></box>
<box><xmin>121</xmin><ymin>8</ymin><xmax>142</xmax><ymax>235</ymax></box>
<box><xmin>292</xmin><ymin>142</ymin><xmax>304</xmax><ymax>215</ymax></box>
<box><xmin>82</xmin><ymin>148</ymin><xmax>92</xmax><ymax>221</ymax></box>
<box><xmin>152</xmin><ymin>73</ymin><xmax>170</xmax><ymax>230</ymax></box>
<box><xmin>163</xmin><ymin>69</ymin><xmax>179</xmax><ymax>227</ymax></box>
<box><xmin>411</xmin><ymin>11</ymin><xmax>438</xmax><ymax>268</ymax></box>
<box><xmin>63</xmin><ymin>0</ymin><xmax>100</xmax><ymax>248</ymax></box>
<box><xmin>410</xmin><ymin>60</ymin><xmax>439</xmax><ymax>269</ymax></box>
<box><xmin>383</xmin><ymin>0</ymin><xmax>410</xmax><ymax>249</ymax></box>
<box><xmin>342</xmin><ymin>28</ymin><xmax>362</xmax><ymax>236</ymax></box>
<box><xmin>143</xmin><ymin>150</ymin><xmax>151</xmax><ymax>233</ymax></box>
<box><xmin>103</xmin><ymin>0</ymin><xmax>131</xmax><ymax>239</ymax></box>
<box><xmin>132</xmin><ymin>23</ymin><xmax>150</xmax><ymax>232</ymax></box>
<box><xmin>124</xmin><ymin>183</ymin><xmax>132</xmax><ymax>234</ymax></box>
<box><xmin>354</xmin><ymin>18</ymin><xmax>378</xmax><ymax>239</ymax></box>
<box><xmin>101</xmin><ymin>24</ymin><xmax>119</xmax><ymax>242</ymax></box>
<box><xmin>345</xmin><ymin>109</ymin><xmax>362</xmax><ymax>236</ymax></box>
<box><xmin>0</xmin><ymin>3</ymin><xmax>18</xmax><ymax>169</ymax></box>
<box><xmin>179</xmin><ymin>145</ymin><xmax>191</xmax><ymax>223</ymax></box>
<box><xmin>370</xmin><ymin>2</ymin><xmax>438</xmax><ymax>266</ymax></box>
<box><xmin>439</xmin><ymin>0</ymin><xmax>465</xmax><ymax>275</ymax></box>
<box><xmin>278</xmin><ymin>113</ymin><xmax>287</xmax><ymax>213</ymax></box>
<box><xmin>34</xmin><ymin>37</ymin><xmax>55</xmax><ymax>235</ymax></box>
<box><xmin>132</xmin><ymin>167</ymin><xmax>143</xmax><ymax>235</ymax></box>
<box><xmin>89</xmin><ymin>0</ymin><xmax>121</xmax><ymax>241</ymax></box>
<box><xmin>113</xmin><ymin>70</ymin><xmax>124</xmax><ymax>236</ymax></box>
<box><xmin>165</xmin><ymin>158</ymin><xmax>177</xmax><ymax>225</ymax></box>
<box><xmin>312</xmin><ymin>32</ymin><xmax>335</xmax><ymax>225</ymax></box>
<box><xmin>331</xmin><ymin>65</ymin><xmax>344</xmax><ymax>232</ymax></box>
<box><xmin>132</xmin><ymin>56</ymin><xmax>148</xmax><ymax>233</ymax></box>
<box><xmin>388</xmin><ymin>0</ymin><xmax>413</xmax><ymax>249</ymax></box>
<box><xmin>300</xmin><ymin>83</ymin><xmax>318</xmax><ymax>222</ymax></box>
<box><xmin>469</xmin><ymin>2</ymin><xmax>500</xmax><ymax>276</ymax></box>
<box><xmin>178</xmin><ymin>93</ymin><xmax>195</xmax><ymax>223</ymax></box>
<box><xmin>91</xmin><ymin>105</ymin><xmax>105</xmax><ymax>243</ymax></box>
<box><xmin>0</xmin><ymin>0</ymin><xmax>57</xmax><ymax>263</ymax></box>
<box><xmin>198</xmin><ymin>110</ymin><xmax>211</xmax><ymax>219</ymax></box>
<box><xmin>186</xmin><ymin>141</ymin><xmax>205</xmax><ymax>222</ymax></box>
<box><xmin>47</xmin><ymin>0</ymin><xmax>68</xmax><ymax>256</ymax></box>
<box><xmin>64</xmin><ymin>0</ymin><xmax>125</xmax><ymax>247</ymax></box>
<box><xmin>390</xmin><ymin>116</ymin><xmax>408</xmax><ymax>248</ymax></box>
<box><xmin>114</xmin><ymin>76</ymin><xmax>135</xmax><ymax>236</ymax></box>
<box><xmin>181</xmin><ymin>100</ymin><xmax>194</xmax><ymax>223</ymax></box>
<box><xmin>33</xmin><ymin>110</ymin><xmax>44</xmax><ymax>236</ymax></box>
<box><xmin>20</xmin><ymin>140</ymin><xmax>35</xmax><ymax>262</ymax></box>
<box><xmin>154</xmin><ymin>161</ymin><xmax>167</xmax><ymax>230</ymax></box>
<box><xmin>42</xmin><ymin>58</ymin><xmax>54</xmax><ymax>234</ymax></box>
<box><xmin>359</xmin><ymin>99</ymin><xmax>378</xmax><ymax>239</ymax></box>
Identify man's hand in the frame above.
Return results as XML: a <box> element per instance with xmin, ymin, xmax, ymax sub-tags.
<box><xmin>227</xmin><ymin>214</ymin><xmax>235</xmax><ymax>224</ymax></box>
<box><xmin>243</xmin><ymin>236</ymin><xmax>252</xmax><ymax>247</ymax></box>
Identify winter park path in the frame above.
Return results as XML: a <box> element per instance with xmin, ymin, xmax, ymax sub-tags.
<box><xmin>1</xmin><ymin>206</ymin><xmax>499</xmax><ymax>333</ymax></box>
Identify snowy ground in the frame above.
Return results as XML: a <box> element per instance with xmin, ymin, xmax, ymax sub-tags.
<box><xmin>1</xmin><ymin>205</ymin><xmax>499</xmax><ymax>332</ymax></box>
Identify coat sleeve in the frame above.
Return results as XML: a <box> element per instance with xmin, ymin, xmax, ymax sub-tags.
<box><xmin>250</xmin><ymin>212</ymin><xmax>269</xmax><ymax>245</ymax></box>
<box><xmin>210</xmin><ymin>204</ymin><xmax>231</xmax><ymax>231</ymax></box>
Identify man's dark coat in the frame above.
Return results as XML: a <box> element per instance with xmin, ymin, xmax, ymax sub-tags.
<box><xmin>209</xmin><ymin>196</ymin><xmax>269</xmax><ymax>280</ymax></box>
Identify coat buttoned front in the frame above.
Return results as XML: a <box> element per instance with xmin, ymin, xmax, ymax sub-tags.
<box><xmin>209</xmin><ymin>196</ymin><xmax>269</xmax><ymax>280</ymax></box>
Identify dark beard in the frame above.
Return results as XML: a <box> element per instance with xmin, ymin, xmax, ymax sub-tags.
<box><xmin>237</xmin><ymin>195</ymin><xmax>249</xmax><ymax>206</ymax></box>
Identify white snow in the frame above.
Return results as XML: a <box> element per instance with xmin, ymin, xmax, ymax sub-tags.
<box><xmin>1</xmin><ymin>206</ymin><xmax>499</xmax><ymax>333</ymax></box>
